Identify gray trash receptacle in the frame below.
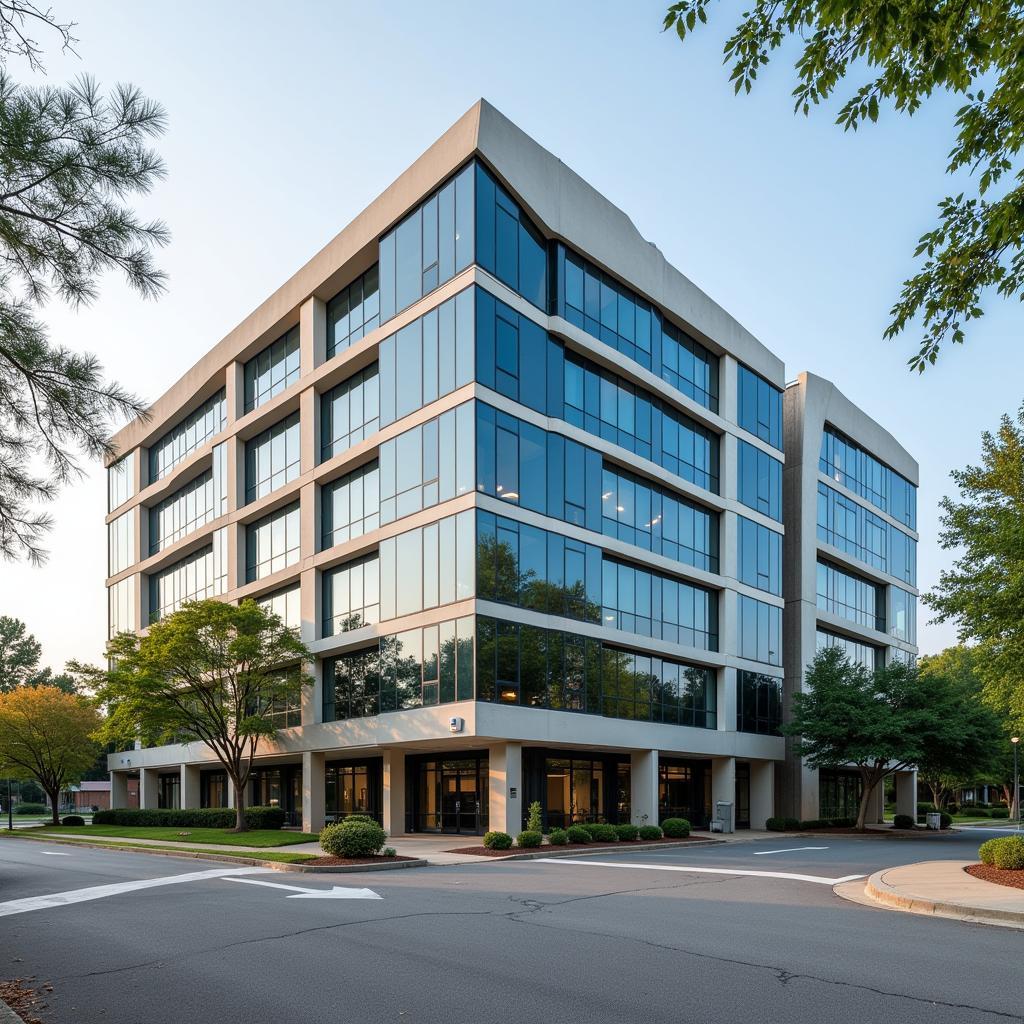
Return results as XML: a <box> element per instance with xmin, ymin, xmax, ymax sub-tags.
<box><xmin>925</xmin><ymin>811</ymin><xmax>942</xmax><ymax>830</ymax></box>
<box><xmin>714</xmin><ymin>801</ymin><xmax>734</xmax><ymax>834</ymax></box>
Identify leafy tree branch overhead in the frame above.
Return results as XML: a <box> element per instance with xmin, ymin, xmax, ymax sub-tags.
<box><xmin>663</xmin><ymin>1</ymin><xmax>1024</xmax><ymax>372</ymax></box>
<box><xmin>0</xmin><ymin>2</ymin><xmax>168</xmax><ymax>564</ymax></box>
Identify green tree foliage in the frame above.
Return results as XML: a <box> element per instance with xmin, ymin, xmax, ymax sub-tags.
<box><xmin>90</xmin><ymin>600</ymin><xmax>313</xmax><ymax>832</ymax></box>
<box><xmin>0</xmin><ymin>613</ymin><xmax>74</xmax><ymax>692</ymax></box>
<box><xmin>916</xmin><ymin>647</ymin><xmax>1002</xmax><ymax>808</ymax></box>
<box><xmin>926</xmin><ymin>407</ymin><xmax>1024</xmax><ymax>726</ymax></box>
<box><xmin>663</xmin><ymin>1</ymin><xmax>1024</xmax><ymax>371</ymax></box>
<box><xmin>0</xmin><ymin>3</ymin><xmax>168</xmax><ymax>563</ymax></box>
<box><xmin>785</xmin><ymin>647</ymin><xmax>992</xmax><ymax>830</ymax></box>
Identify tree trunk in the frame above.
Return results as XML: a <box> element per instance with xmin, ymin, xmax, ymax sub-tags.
<box><xmin>232</xmin><ymin>777</ymin><xmax>246</xmax><ymax>833</ymax></box>
<box><xmin>45</xmin><ymin>785</ymin><xmax>60</xmax><ymax>826</ymax></box>
<box><xmin>855</xmin><ymin>774</ymin><xmax>882</xmax><ymax>832</ymax></box>
<box><xmin>929</xmin><ymin>782</ymin><xmax>944</xmax><ymax>809</ymax></box>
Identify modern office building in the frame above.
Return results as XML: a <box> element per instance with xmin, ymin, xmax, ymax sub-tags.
<box><xmin>781</xmin><ymin>373</ymin><xmax>919</xmax><ymax>822</ymax></box>
<box><xmin>105</xmin><ymin>100</ymin><xmax>914</xmax><ymax>835</ymax></box>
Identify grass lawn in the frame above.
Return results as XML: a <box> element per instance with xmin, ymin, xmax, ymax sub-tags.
<box><xmin>0</xmin><ymin>832</ymin><xmax>317</xmax><ymax>862</ymax></box>
<box><xmin>29</xmin><ymin>825</ymin><xmax>317</xmax><ymax>848</ymax></box>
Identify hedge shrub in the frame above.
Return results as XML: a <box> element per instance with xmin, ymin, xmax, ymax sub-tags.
<box><xmin>638</xmin><ymin>825</ymin><xmax>663</xmax><ymax>840</ymax></box>
<box><xmin>766</xmin><ymin>816</ymin><xmax>800</xmax><ymax>832</ymax></box>
<box><xmin>566</xmin><ymin>824</ymin><xmax>591</xmax><ymax>844</ymax></box>
<box><xmin>979</xmin><ymin>838</ymin><xmax>1000</xmax><ymax>866</ymax></box>
<box><xmin>892</xmin><ymin>814</ymin><xmax>915</xmax><ymax>830</ymax></box>
<box><xmin>615</xmin><ymin>823</ymin><xmax>639</xmax><ymax>841</ymax></box>
<box><xmin>548</xmin><ymin>828</ymin><xmax>568</xmax><ymax>845</ymax></box>
<box><xmin>660</xmin><ymin>817</ymin><xmax>691</xmax><ymax>838</ymax></box>
<box><xmin>993</xmin><ymin>836</ymin><xmax>1024</xmax><ymax>871</ymax></box>
<box><xmin>342</xmin><ymin>814</ymin><xmax>376</xmax><ymax>825</ymax></box>
<box><xmin>14</xmin><ymin>802</ymin><xmax>46</xmax><ymax>815</ymax></box>
<box><xmin>991</xmin><ymin>807</ymin><xmax>1010</xmax><ymax>819</ymax></box>
<box><xmin>939</xmin><ymin>811</ymin><xmax>953</xmax><ymax>829</ymax></box>
<box><xmin>320</xmin><ymin>819</ymin><xmax>387</xmax><ymax>858</ymax></box>
<box><xmin>517</xmin><ymin>830</ymin><xmax>542</xmax><ymax>848</ymax></box>
<box><xmin>91</xmin><ymin>806</ymin><xmax>286</xmax><ymax>829</ymax></box>
<box><xmin>588</xmin><ymin>823</ymin><xmax>619</xmax><ymax>842</ymax></box>
<box><xmin>61</xmin><ymin>815</ymin><xmax>85</xmax><ymax>826</ymax></box>
<box><xmin>483</xmin><ymin>830</ymin><xmax>513</xmax><ymax>850</ymax></box>
<box><xmin>917</xmin><ymin>802</ymin><xmax>936</xmax><ymax>814</ymax></box>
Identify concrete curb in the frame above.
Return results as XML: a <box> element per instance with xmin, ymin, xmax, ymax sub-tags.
<box><xmin>1</xmin><ymin>833</ymin><xmax>428</xmax><ymax>873</ymax></box>
<box><xmin>443</xmin><ymin>838</ymin><xmax>723</xmax><ymax>862</ymax></box>
<box><xmin>0</xmin><ymin>996</ymin><xmax>23</xmax><ymax>1024</ymax></box>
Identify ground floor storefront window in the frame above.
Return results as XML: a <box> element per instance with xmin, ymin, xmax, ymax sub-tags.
<box><xmin>659</xmin><ymin>760</ymin><xmax>711</xmax><ymax>829</ymax></box>
<box><xmin>521</xmin><ymin>750</ymin><xmax>631</xmax><ymax>830</ymax></box>
<box><xmin>819</xmin><ymin>768</ymin><xmax>862</xmax><ymax>820</ymax></box>
<box><xmin>250</xmin><ymin>764</ymin><xmax>302</xmax><ymax>826</ymax></box>
<box><xmin>326</xmin><ymin>760</ymin><xmax>382</xmax><ymax>824</ymax></box>
<box><xmin>406</xmin><ymin>754</ymin><xmax>489</xmax><ymax>835</ymax></box>
<box><xmin>735</xmin><ymin>762</ymin><xmax>750</xmax><ymax>829</ymax></box>
<box><xmin>201</xmin><ymin>769</ymin><xmax>228</xmax><ymax>808</ymax></box>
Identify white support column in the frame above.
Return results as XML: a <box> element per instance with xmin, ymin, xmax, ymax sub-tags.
<box><xmin>866</xmin><ymin>778</ymin><xmax>885</xmax><ymax>824</ymax></box>
<box><xmin>138</xmin><ymin>767</ymin><xmax>159</xmax><ymax>810</ymax></box>
<box><xmin>382</xmin><ymin>749</ymin><xmax>406</xmax><ymax>837</ymax></box>
<box><xmin>749</xmin><ymin>761</ymin><xmax>775</xmax><ymax>830</ymax></box>
<box><xmin>711</xmin><ymin>756</ymin><xmax>736</xmax><ymax>831</ymax></box>
<box><xmin>895</xmin><ymin>769</ymin><xmax>917</xmax><ymax>819</ymax></box>
<box><xmin>488</xmin><ymin>742</ymin><xmax>523</xmax><ymax>835</ymax></box>
<box><xmin>302</xmin><ymin>750</ymin><xmax>325</xmax><ymax>835</ymax></box>
<box><xmin>110</xmin><ymin>772</ymin><xmax>129</xmax><ymax>809</ymax></box>
<box><xmin>227</xmin><ymin>778</ymin><xmax>236</xmax><ymax>809</ymax></box>
<box><xmin>630</xmin><ymin>749</ymin><xmax>659</xmax><ymax>828</ymax></box>
<box><xmin>180</xmin><ymin>764</ymin><xmax>201</xmax><ymax>809</ymax></box>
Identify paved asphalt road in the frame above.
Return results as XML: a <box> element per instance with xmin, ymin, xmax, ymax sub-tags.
<box><xmin>1</xmin><ymin>829</ymin><xmax>1023</xmax><ymax>1024</ymax></box>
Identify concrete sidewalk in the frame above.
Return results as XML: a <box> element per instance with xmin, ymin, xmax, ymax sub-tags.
<box><xmin>836</xmin><ymin>860</ymin><xmax>1024</xmax><ymax>928</ymax></box>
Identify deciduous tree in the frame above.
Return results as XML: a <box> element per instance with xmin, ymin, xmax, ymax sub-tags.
<box><xmin>92</xmin><ymin>600</ymin><xmax>313</xmax><ymax>832</ymax></box>
<box><xmin>0</xmin><ymin>683</ymin><xmax>100</xmax><ymax>824</ymax></box>
<box><xmin>663</xmin><ymin>1</ymin><xmax>1024</xmax><ymax>371</ymax></box>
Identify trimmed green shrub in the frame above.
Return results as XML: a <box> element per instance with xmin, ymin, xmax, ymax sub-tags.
<box><xmin>766</xmin><ymin>816</ymin><xmax>800</xmax><ymax>832</ymax></box>
<box><xmin>483</xmin><ymin>830</ymin><xmax>513</xmax><ymax>850</ymax></box>
<box><xmin>939</xmin><ymin>811</ymin><xmax>953</xmax><ymax>829</ymax></box>
<box><xmin>342</xmin><ymin>814</ymin><xmax>376</xmax><ymax>824</ymax></box>
<box><xmin>892</xmin><ymin>814</ymin><xmax>915</xmax><ymax>830</ymax></box>
<box><xmin>382</xmin><ymin>847</ymin><xmax>396</xmax><ymax>857</ymax></box>
<box><xmin>91</xmin><ymin>806</ymin><xmax>285</xmax><ymax>829</ymax></box>
<box><xmin>799</xmin><ymin>819</ymin><xmax>828</xmax><ymax>829</ymax></box>
<box><xmin>993</xmin><ymin>836</ymin><xmax>1024</xmax><ymax>870</ymax></box>
<box><xmin>548</xmin><ymin>828</ymin><xmax>568</xmax><ymax>845</ymax></box>
<box><xmin>526</xmin><ymin>801</ymin><xmax>543</xmax><ymax>833</ymax></box>
<box><xmin>979</xmin><ymin>838</ymin><xmax>1000</xmax><ymax>865</ymax></box>
<box><xmin>917</xmin><ymin>802</ymin><xmax>936</xmax><ymax>814</ymax></box>
<box><xmin>991</xmin><ymin>807</ymin><xmax>1010</xmax><ymax>819</ymax></box>
<box><xmin>517</xmin><ymin>830</ymin><xmax>542</xmax><ymax>848</ymax></box>
<box><xmin>566</xmin><ymin>824</ymin><xmax>591</xmax><ymax>844</ymax></box>
<box><xmin>638</xmin><ymin>825</ymin><xmax>663</xmax><ymax>840</ymax></box>
<box><xmin>61</xmin><ymin>814</ymin><xmax>85</xmax><ymax>826</ymax></box>
<box><xmin>14</xmin><ymin>802</ymin><xmax>47</xmax><ymax>815</ymax></box>
<box><xmin>589</xmin><ymin>823</ymin><xmax>619</xmax><ymax>842</ymax></box>
<box><xmin>615</xmin><ymin>823</ymin><xmax>640</xmax><ymax>841</ymax></box>
<box><xmin>319</xmin><ymin>819</ymin><xmax>387</xmax><ymax>858</ymax></box>
<box><xmin>661</xmin><ymin>817</ymin><xmax>691</xmax><ymax>838</ymax></box>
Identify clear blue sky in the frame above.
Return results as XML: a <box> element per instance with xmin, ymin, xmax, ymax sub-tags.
<box><xmin>5</xmin><ymin>0</ymin><xmax>1020</xmax><ymax>669</ymax></box>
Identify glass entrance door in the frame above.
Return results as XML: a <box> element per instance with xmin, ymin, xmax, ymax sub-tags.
<box><xmin>413</xmin><ymin>756</ymin><xmax>489</xmax><ymax>834</ymax></box>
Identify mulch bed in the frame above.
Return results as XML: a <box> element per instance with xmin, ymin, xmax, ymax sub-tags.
<box><xmin>0</xmin><ymin>978</ymin><xmax>48</xmax><ymax>1024</ymax></box>
<box><xmin>301</xmin><ymin>854</ymin><xmax>419</xmax><ymax>866</ymax></box>
<box><xmin>446</xmin><ymin>836</ymin><xmax>712</xmax><ymax>856</ymax></box>
<box><xmin>965</xmin><ymin>863</ymin><xmax>1024</xmax><ymax>891</ymax></box>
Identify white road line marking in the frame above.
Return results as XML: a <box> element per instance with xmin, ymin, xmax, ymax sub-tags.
<box><xmin>752</xmin><ymin>846</ymin><xmax>829</xmax><ymax>856</ymax></box>
<box><xmin>41</xmin><ymin>852</ymin><xmax>70</xmax><ymax>856</ymax></box>
<box><xmin>225</xmin><ymin>877</ymin><xmax>381</xmax><ymax>900</ymax></box>
<box><xmin>0</xmin><ymin>866</ymin><xmax>268</xmax><ymax>917</ymax></box>
<box><xmin>535</xmin><ymin>858</ymin><xmax>863</xmax><ymax>886</ymax></box>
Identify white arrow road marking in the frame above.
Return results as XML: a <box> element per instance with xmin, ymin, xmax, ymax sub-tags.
<box><xmin>0</xmin><ymin>866</ymin><xmax>269</xmax><ymax>918</ymax></box>
<box><xmin>225</xmin><ymin>877</ymin><xmax>382</xmax><ymax>900</ymax></box>
<box><xmin>752</xmin><ymin>846</ymin><xmax>829</xmax><ymax>856</ymax></box>
<box><xmin>535</xmin><ymin>858</ymin><xmax>863</xmax><ymax>886</ymax></box>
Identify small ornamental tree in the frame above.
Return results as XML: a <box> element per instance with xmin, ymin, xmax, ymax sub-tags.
<box><xmin>0</xmin><ymin>683</ymin><xmax>100</xmax><ymax>824</ymax></box>
<box><xmin>93</xmin><ymin>599</ymin><xmax>313</xmax><ymax>832</ymax></box>
<box><xmin>784</xmin><ymin>647</ymin><xmax>990</xmax><ymax>831</ymax></box>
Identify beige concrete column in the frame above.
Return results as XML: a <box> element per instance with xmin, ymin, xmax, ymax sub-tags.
<box><xmin>866</xmin><ymin>778</ymin><xmax>885</xmax><ymax>824</ymax></box>
<box><xmin>301</xmin><ymin>658</ymin><xmax>321</xmax><ymax>727</ymax></box>
<box><xmin>299</xmin><ymin>387</ymin><xmax>317</xmax><ymax>477</ymax></box>
<box><xmin>227</xmin><ymin>778</ymin><xmax>236</xmax><ymax>809</ymax></box>
<box><xmin>711</xmin><ymin>756</ymin><xmax>736</xmax><ymax>831</ymax></box>
<box><xmin>226</xmin><ymin>361</ymin><xmax>244</xmax><ymax>425</ymax></box>
<box><xmin>488</xmin><ymin>742</ymin><xmax>523</xmax><ymax>835</ymax></box>
<box><xmin>138</xmin><ymin>767</ymin><xmax>159</xmax><ymax>810</ymax></box>
<box><xmin>110</xmin><ymin>772</ymin><xmax>130</xmax><ymax>809</ymax></box>
<box><xmin>895</xmin><ymin>769</ymin><xmax>917</xmax><ymax>819</ymax></box>
<box><xmin>302</xmin><ymin>750</ymin><xmax>326</xmax><ymax>835</ymax></box>
<box><xmin>180</xmin><ymin>764</ymin><xmax>201</xmax><ymax>809</ymax></box>
<box><xmin>750</xmin><ymin>760</ymin><xmax>775</xmax><ymax>830</ymax></box>
<box><xmin>717</xmin><ymin>665</ymin><xmax>737</xmax><ymax>734</ymax></box>
<box><xmin>382</xmin><ymin>749</ymin><xmax>406</xmax><ymax>836</ymax></box>
<box><xmin>300</xmin><ymin>296</ymin><xmax>327</xmax><ymax>373</ymax></box>
<box><xmin>629</xmin><ymin>749</ymin><xmax>659</xmax><ymax>828</ymax></box>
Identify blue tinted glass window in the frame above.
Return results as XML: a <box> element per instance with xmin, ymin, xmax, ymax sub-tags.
<box><xmin>816</xmin><ymin>560</ymin><xmax>884</xmax><ymax>631</ymax></box>
<box><xmin>737</xmin><ymin>595</ymin><xmax>782</xmax><ymax>666</ymax></box>
<box><xmin>737</xmin><ymin>441</ymin><xmax>782</xmax><ymax>521</ymax></box>
<box><xmin>319</xmin><ymin>364</ymin><xmax>380</xmax><ymax>462</ymax></box>
<box><xmin>244</xmin><ymin>327</ymin><xmax>300</xmax><ymax>413</ymax></box>
<box><xmin>816</xmin><ymin>628</ymin><xmax>882</xmax><ymax>670</ymax></box>
<box><xmin>737</xmin><ymin>365</ymin><xmax>782</xmax><ymax>450</ymax></box>
<box><xmin>327</xmin><ymin>265</ymin><xmax>380</xmax><ymax>359</ymax></box>
<box><xmin>737</xmin><ymin>516</ymin><xmax>782</xmax><ymax>595</ymax></box>
<box><xmin>736</xmin><ymin>671</ymin><xmax>782</xmax><ymax>735</ymax></box>
<box><xmin>321</xmin><ymin>461</ymin><xmax>380</xmax><ymax>549</ymax></box>
<box><xmin>244</xmin><ymin>412</ymin><xmax>300</xmax><ymax>504</ymax></box>
<box><xmin>149</xmin><ymin>390</ymin><xmax>226</xmax><ymax>482</ymax></box>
